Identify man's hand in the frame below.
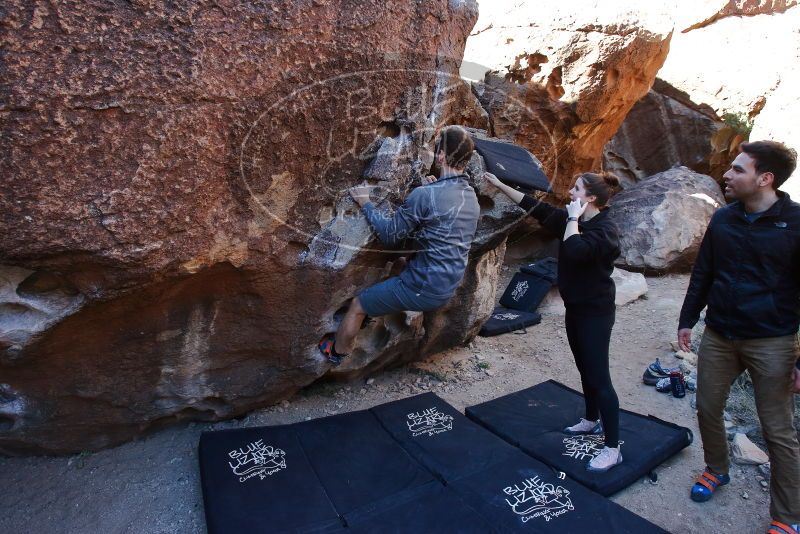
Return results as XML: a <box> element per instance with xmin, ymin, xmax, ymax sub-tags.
<box><xmin>421</xmin><ymin>175</ymin><xmax>438</xmax><ymax>185</ymax></box>
<box><xmin>566</xmin><ymin>199</ymin><xmax>588</xmax><ymax>219</ymax></box>
<box><xmin>792</xmin><ymin>366</ymin><xmax>800</xmax><ymax>394</ymax></box>
<box><xmin>677</xmin><ymin>328</ymin><xmax>693</xmax><ymax>353</ymax></box>
<box><xmin>349</xmin><ymin>184</ymin><xmax>374</xmax><ymax>208</ymax></box>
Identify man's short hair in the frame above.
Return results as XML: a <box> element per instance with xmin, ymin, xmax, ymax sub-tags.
<box><xmin>436</xmin><ymin>126</ymin><xmax>475</xmax><ymax>170</ymax></box>
<box><xmin>739</xmin><ymin>140</ymin><xmax>797</xmax><ymax>189</ymax></box>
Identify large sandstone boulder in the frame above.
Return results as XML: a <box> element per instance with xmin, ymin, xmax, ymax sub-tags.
<box><xmin>655</xmin><ymin>2</ymin><xmax>798</xmax><ymax>116</ymax></box>
<box><xmin>656</xmin><ymin>3</ymin><xmax>800</xmax><ymax>195</ymax></box>
<box><xmin>0</xmin><ymin>0</ymin><xmax>519</xmax><ymax>454</ymax></box>
<box><xmin>682</xmin><ymin>0</ymin><xmax>797</xmax><ymax>32</ymax></box>
<box><xmin>603</xmin><ymin>79</ymin><xmax>723</xmax><ymax>187</ymax></box>
<box><xmin>750</xmin><ymin>77</ymin><xmax>800</xmax><ymax>198</ymax></box>
<box><xmin>608</xmin><ymin>167</ymin><xmax>725</xmax><ymax>273</ymax></box>
<box><xmin>463</xmin><ymin>2</ymin><xmax>673</xmax><ymax>197</ymax></box>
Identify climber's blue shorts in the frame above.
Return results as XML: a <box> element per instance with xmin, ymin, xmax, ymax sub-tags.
<box><xmin>358</xmin><ymin>276</ymin><xmax>450</xmax><ymax>317</ymax></box>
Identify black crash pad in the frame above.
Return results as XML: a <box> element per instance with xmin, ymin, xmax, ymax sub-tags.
<box><xmin>449</xmin><ymin>451</ymin><xmax>669</xmax><ymax>533</ymax></box>
<box><xmin>344</xmin><ymin>482</ymin><xmax>493</xmax><ymax>533</ymax></box>
<box><xmin>369</xmin><ymin>392</ymin><xmax>518</xmax><ymax>481</ymax></box>
<box><xmin>295</xmin><ymin>409</ymin><xmax>435</xmax><ymax>515</ymax></box>
<box><xmin>465</xmin><ymin>380</ymin><xmax>693</xmax><ymax>496</ymax></box>
<box><xmin>200</xmin><ymin>392</ymin><xmax>672</xmax><ymax>533</ymax></box>
<box><xmin>499</xmin><ymin>271</ymin><xmax>554</xmax><ymax>312</ymax></box>
<box><xmin>473</xmin><ymin>136</ymin><xmax>552</xmax><ymax>193</ymax></box>
<box><xmin>520</xmin><ymin>257</ymin><xmax>558</xmax><ymax>283</ymax></box>
<box><xmin>198</xmin><ymin>424</ymin><xmax>343</xmax><ymax>534</ymax></box>
<box><xmin>479</xmin><ymin>306</ymin><xmax>542</xmax><ymax>337</ymax></box>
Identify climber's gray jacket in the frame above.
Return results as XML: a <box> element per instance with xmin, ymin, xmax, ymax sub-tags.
<box><xmin>362</xmin><ymin>174</ymin><xmax>479</xmax><ymax>300</ymax></box>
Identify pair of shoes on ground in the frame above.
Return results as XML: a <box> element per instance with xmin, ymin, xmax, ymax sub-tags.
<box><xmin>563</xmin><ymin>418</ymin><xmax>622</xmax><ymax>472</ymax></box>
<box><xmin>655</xmin><ymin>376</ymin><xmax>686</xmax><ymax>392</ymax></box>
<box><xmin>655</xmin><ymin>377</ymin><xmax>673</xmax><ymax>393</ymax></box>
<box><xmin>642</xmin><ymin>358</ymin><xmax>680</xmax><ymax>386</ymax></box>
<box><xmin>691</xmin><ymin>468</ymin><xmax>799</xmax><ymax>533</ymax></box>
<box><xmin>655</xmin><ymin>374</ymin><xmax>688</xmax><ymax>398</ymax></box>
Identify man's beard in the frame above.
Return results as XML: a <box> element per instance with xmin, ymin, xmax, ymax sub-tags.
<box><xmin>723</xmin><ymin>184</ymin><xmax>738</xmax><ymax>201</ymax></box>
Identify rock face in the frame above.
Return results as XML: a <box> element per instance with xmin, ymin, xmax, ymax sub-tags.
<box><xmin>750</xmin><ymin>77</ymin><xmax>800</xmax><ymax>198</ymax></box>
<box><xmin>611</xmin><ymin>268</ymin><xmax>649</xmax><ymax>306</ymax></box>
<box><xmin>0</xmin><ymin>0</ymin><xmax>516</xmax><ymax>454</ymax></box>
<box><xmin>656</xmin><ymin>3</ymin><xmax>800</xmax><ymax>195</ymax></box>
<box><xmin>464</xmin><ymin>2</ymin><xmax>673</xmax><ymax>197</ymax></box>
<box><xmin>607</xmin><ymin>167</ymin><xmax>725</xmax><ymax>273</ymax></box>
<box><xmin>682</xmin><ymin>0</ymin><xmax>797</xmax><ymax>32</ymax></box>
<box><xmin>603</xmin><ymin>79</ymin><xmax>723</xmax><ymax>187</ymax></box>
<box><xmin>658</xmin><ymin>2</ymin><xmax>799</xmax><ymax>117</ymax></box>
<box><xmin>471</xmin><ymin>77</ymin><xmax>577</xmax><ymax>197</ymax></box>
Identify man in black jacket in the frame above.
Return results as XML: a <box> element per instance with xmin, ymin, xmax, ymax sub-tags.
<box><xmin>677</xmin><ymin>141</ymin><xmax>800</xmax><ymax>533</ymax></box>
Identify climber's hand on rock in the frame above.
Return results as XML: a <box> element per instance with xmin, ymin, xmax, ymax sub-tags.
<box><xmin>421</xmin><ymin>175</ymin><xmax>438</xmax><ymax>185</ymax></box>
<box><xmin>350</xmin><ymin>184</ymin><xmax>374</xmax><ymax>207</ymax></box>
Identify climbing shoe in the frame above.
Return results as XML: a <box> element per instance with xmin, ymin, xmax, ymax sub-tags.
<box><xmin>690</xmin><ymin>467</ymin><xmax>730</xmax><ymax>502</ymax></box>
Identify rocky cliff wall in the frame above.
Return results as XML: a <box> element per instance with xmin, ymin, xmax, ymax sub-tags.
<box><xmin>0</xmin><ymin>0</ymin><xmax>527</xmax><ymax>454</ymax></box>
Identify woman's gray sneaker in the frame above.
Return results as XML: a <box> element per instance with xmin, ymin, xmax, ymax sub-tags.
<box><xmin>587</xmin><ymin>446</ymin><xmax>623</xmax><ymax>472</ymax></box>
<box><xmin>564</xmin><ymin>418</ymin><xmax>603</xmax><ymax>435</ymax></box>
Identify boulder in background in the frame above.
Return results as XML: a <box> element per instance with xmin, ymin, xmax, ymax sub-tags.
<box><xmin>608</xmin><ymin>167</ymin><xmax>724</xmax><ymax>273</ymax></box>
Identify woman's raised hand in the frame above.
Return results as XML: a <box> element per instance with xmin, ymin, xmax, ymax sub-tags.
<box><xmin>566</xmin><ymin>199</ymin><xmax>588</xmax><ymax>219</ymax></box>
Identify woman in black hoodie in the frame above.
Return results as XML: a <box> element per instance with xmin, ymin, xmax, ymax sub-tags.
<box><xmin>485</xmin><ymin>171</ymin><xmax>623</xmax><ymax>472</ymax></box>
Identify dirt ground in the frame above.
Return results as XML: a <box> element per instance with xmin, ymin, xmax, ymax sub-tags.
<box><xmin>0</xmin><ymin>270</ymin><xmax>788</xmax><ymax>534</ymax></box>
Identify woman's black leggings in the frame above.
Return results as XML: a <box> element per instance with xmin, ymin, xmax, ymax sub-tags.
<box><xmin>564</xmin><ymin>310</ymin><xmax>620</xmax><ymax>447</ymax></box>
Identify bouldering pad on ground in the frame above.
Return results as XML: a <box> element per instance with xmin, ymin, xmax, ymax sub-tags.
<box><xmin>479</xmin><ymin>306</ymin><xmax>542</xmax><ymax>337</ymax></box>
<box><xmin>466</xmin><ymin>380</ymin><xmax>693</xmax><ymax>496</ymax></box>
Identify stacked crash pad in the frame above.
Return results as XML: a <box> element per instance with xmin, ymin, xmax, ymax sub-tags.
<box><xmin>480</xmin><ymin>257</ymin><xmax>558</xmax><ymax>337</ymax></box>
<box><xmin>470</xmin><ymin>135</ymin><xmax>553</xmax><ymax>337</ymax></box>
<box><xmin>199</xmin><ymin>391</ymin><xmax>671</xmax><ymax>533</ymax></box>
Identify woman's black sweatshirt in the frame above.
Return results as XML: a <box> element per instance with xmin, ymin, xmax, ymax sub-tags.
<box><xmin>520</xmin><ymin>194</ymin><xmax>621</xmax><ymax>316</ymax></box>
